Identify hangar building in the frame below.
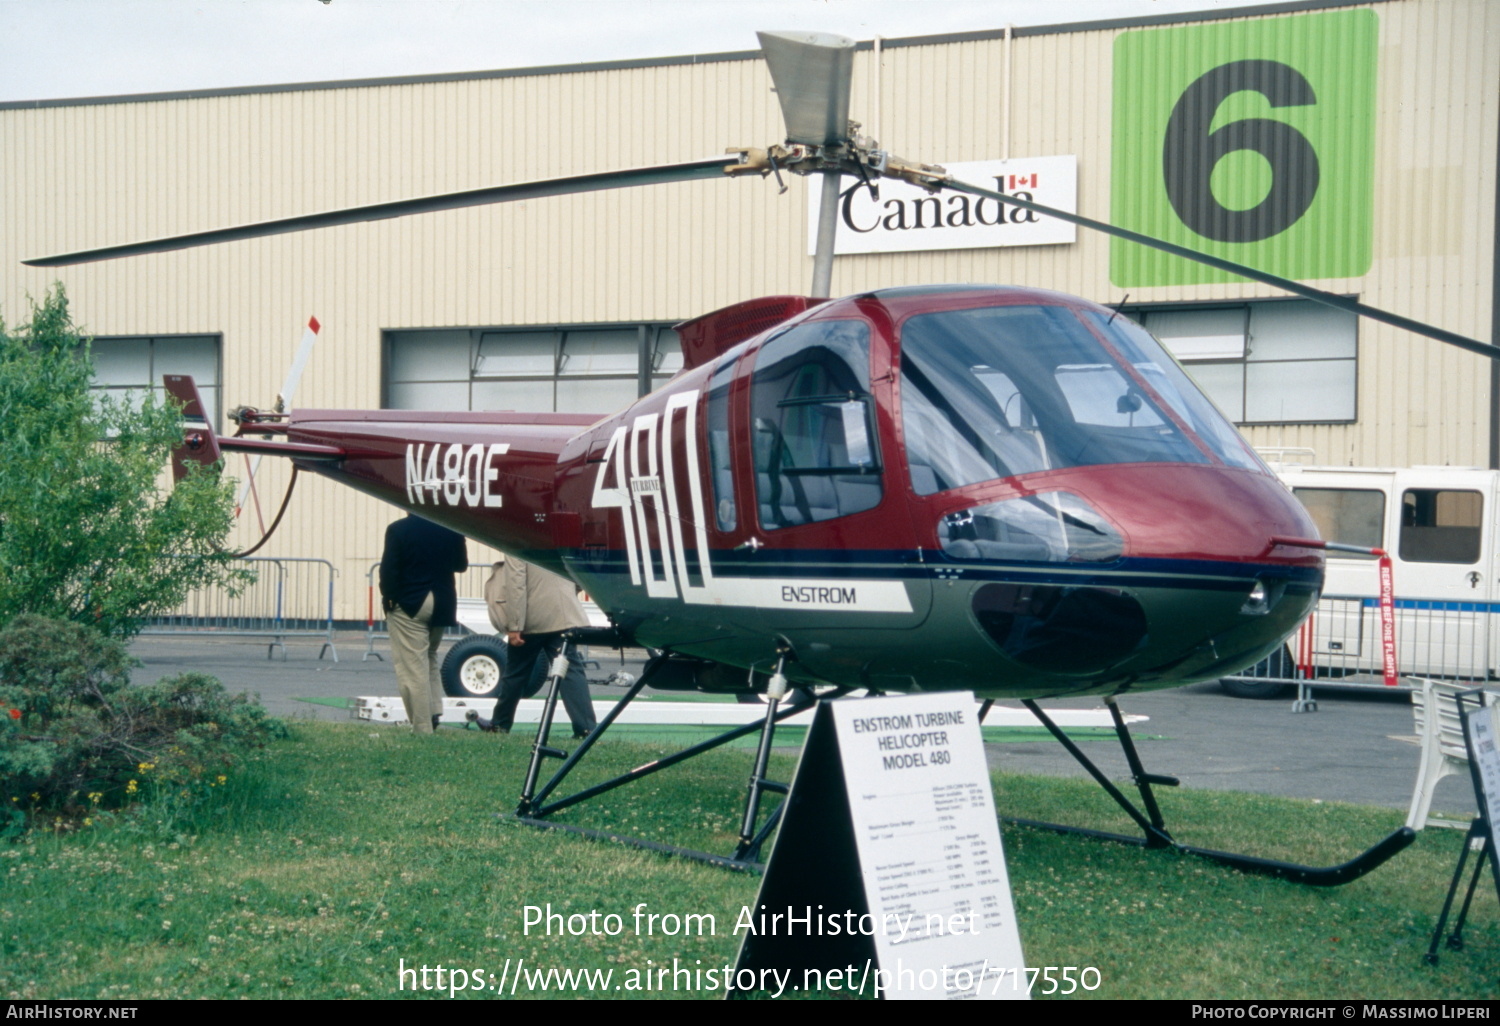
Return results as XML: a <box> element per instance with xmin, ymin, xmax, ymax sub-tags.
<box><xmin>2</xmin><ymin>0</ymin><xmax>1495</xmax><ymax>621</ymax></box>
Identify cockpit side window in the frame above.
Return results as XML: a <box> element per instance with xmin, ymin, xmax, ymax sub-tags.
<box><xmin>705</xmin><ymin>355</ymin><xmax>739</xmax><ymax>531</ymax></box>
<box><xmin>900</xmin><ymin>304</ymin><xmax>1221</xmax><ymax>496</ymax></box>
<box><xmin>750</xmin><ymin>320</ymin><xmax>881</xmax><ymax>529</ymax></box>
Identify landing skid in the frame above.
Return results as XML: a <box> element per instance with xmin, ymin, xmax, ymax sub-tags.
<box><xmin>1009</xmin><ymin>698</ymin><xmax>1415</xmax><ymax>886</ymax></box>
<box><xmin>501</xmin><ymin>646</ymin><xmax>1414</xmax><ymax>885</ymax></box>
<box><xmin>507</xmin><ymin>643</ymin><xmax>847</xmax><ymax>871</ymax></box>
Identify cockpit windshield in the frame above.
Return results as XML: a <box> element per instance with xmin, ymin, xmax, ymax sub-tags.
<box><xmin>900</xmin><ymin>303</ymin><xmax>1264</xmax><ymax>496</ymax></box>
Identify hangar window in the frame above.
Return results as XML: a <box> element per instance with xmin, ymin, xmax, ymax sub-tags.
<box><xmin>383</xmin><ymin>323</ymin><xmax>681</xmax><ymax>414</ymax></box>
<box><xmin>1125</xmin><ymin>300</ymin><xmax>1356</xmax><ymax>425</ymax></box>
<box><xmin>87</xmin><ymin>335</ymin><xmax>222</xmax><ymax>429</ymax></box>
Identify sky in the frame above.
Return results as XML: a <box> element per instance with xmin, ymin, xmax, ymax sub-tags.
<box><xmin>0</xmin><ymin>0</ymin><xmax>1244</xmax><ymax>103</ymax></box>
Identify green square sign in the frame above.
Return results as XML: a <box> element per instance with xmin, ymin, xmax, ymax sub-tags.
<box><xmin>1111</xmin><ymin>9</ymin><xmax>1376</xmax><ymax>287</ymax></box>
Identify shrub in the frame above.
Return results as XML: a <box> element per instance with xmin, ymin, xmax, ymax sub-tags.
<box><xmin>0</xmin><ymin>614</ymin><xmax>286</xmax><ymax>836</ymax></box>
<box><xmin>0</xmin><ymin>286</ymin><xmax>247</xmax><ymax>638</ymax></box>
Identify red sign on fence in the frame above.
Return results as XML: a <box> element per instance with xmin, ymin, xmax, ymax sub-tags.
<box><xmin>1272</xmin><ymin>536</ymin><xmax>1399</xmax><ymax>687</ymax></box>
<box><xmin>1377</xmin><ymin>553</ymin><xmax>1398</xmax><ymax>687</ymax></box>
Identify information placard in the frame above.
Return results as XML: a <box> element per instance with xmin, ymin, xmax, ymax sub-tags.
<box><xmin>1462</xmin><ymin>700</ymin><xmax>1500</xmax><ymax>900</ymax></box>
<box><xmin>831</xmin><ymin>694</ymin><xmax>1025</xmax><ymax>999</ymax></box>
<box><xmin>735</xmin><ymin>693</ymin><xmax>1026</xmax><ymax>1000</ymax></box>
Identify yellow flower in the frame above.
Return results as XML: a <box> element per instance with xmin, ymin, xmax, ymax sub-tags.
<box><xmin>88</xmin><ymin>792</ymin><xmax>102</xmax><ymax>804</ymax></box>
<box><xmin>137</xmin><ymin>762</ymin><xmax>155</xmax><ymax>773</ymax></box>
<box><xmin>126</xmin><ymin>780</ymin><xmax>138</xmax><ymax>794</ymax></box>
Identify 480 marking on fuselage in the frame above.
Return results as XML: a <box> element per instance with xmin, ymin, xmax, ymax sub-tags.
<box><xmin>589</xmin><ymin>391</ymin><xmax>913</xmax><ymax>614</ymax></box>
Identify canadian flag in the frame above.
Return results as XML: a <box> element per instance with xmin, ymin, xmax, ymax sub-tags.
<box><xmin>1008</xmin><ymin>173</ymin><xmax>1038</xmax><ymax>190</ymax></box>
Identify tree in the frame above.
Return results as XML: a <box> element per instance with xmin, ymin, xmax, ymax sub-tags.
<box><xmin>0</xmin><ymin>287</ymin><xmax>247</xmax><ymax>637</ymax></box>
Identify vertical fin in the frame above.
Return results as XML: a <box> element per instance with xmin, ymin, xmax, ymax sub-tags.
<box><xmin>163</xmin><ymin>374</ymin><xmax>221</xmax><ymax>482</ymax></box>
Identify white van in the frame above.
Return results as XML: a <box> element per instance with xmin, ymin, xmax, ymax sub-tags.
<box><xmin>1224</xmin><ymin>459</ymin><xmax>1497</xmax><ymax>697</ymax></box>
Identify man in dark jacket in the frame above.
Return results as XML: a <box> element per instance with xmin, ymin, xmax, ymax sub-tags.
<box><xmin>379</xmin><ymin>514</ymin><xmax>468</xmax><ymax>734</ymax></box>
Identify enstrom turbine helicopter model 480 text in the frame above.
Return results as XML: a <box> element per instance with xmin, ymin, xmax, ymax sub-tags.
<box><xmin>27</xmin><ymin>32</ymin><xmax>1495</xmax><ymax>877</ymax></box>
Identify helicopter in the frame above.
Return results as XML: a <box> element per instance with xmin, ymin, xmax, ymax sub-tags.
<box><xmin>24</xmin><ymin>30</ymin><xmax>1494</xmax><ymax>877</ymax></box>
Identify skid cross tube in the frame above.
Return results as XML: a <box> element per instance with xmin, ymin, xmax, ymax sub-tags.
<box><xmin>1022</xmin><ymin>700</ymin><xmax>1173</xmax><ymax>847</ymax></box>
<box><xmin>525</xmin><ymin>681</ymin><xmax>829</xmax><ymax>821</ymax></box>
<box><xmin>1106</xmin><ymin>696</ymin><xmax>1177</xmax><ymax>834</ymax></box>
<box><xmin>735</xmin><ymin>657</ymin><xmax>795</xmax><ymax>861</ymax></box>
<box><xmin>736</xmin><ymin>792</ymin><xmax>789</xmax><ymax>865</ymax></box>
<box><xmin>515</xmin><ymin>648</ymin><xmax>574</xmax><ymax>812</ymax></box>
<box><xmin>525</xmin><ymin>692</ymin><xmax>817</xmax><ymax>820</ymax></box>
<box><xmin>517</xmin><ymin>658</ymin><xmax>652</xmax><ymax>815</ymax></box>
<box><xmin>509</xmin><ymin>651</ymin><xmax>846</xmax><ymax>869</ymax></box>
<box><xmin>736</xmin><ymin>692</ymin><xmax>784</xmax><ymax>860</ymax></box>
<box><xmin>1014</xmin><ymin>700</ymin><xmax>1416</xmax><ymax>885</ymax></box>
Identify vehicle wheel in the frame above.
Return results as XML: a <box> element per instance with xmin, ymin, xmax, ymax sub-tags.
<box><xmin>441</xmin><ymin>635</ymin><xmax>508</xmax><ymax>698</ymax></box>
<box><xmin>1220</xmin><ymin>646</ymin><xmax>1293</xmax><ymax>699</ymax></box>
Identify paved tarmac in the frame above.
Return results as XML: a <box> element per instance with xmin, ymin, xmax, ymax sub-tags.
<box><xmin>128</xmin><ymin>629</ymin><xmax>642</xmax><ymax>722</ymax></box>
<box><xmin>128</xmin><ymin>630</ymin><xmax>1481</xmax><ymax>820</ymax></box>
<box><xmin>984</xmin><ymin>681</ymin><xmax>1475</xmax><ymax>816</ymax></box>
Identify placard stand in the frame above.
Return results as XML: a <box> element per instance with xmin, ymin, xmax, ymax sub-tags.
<box><xmin>1424</xmin><ymin>689</ymin><xmax>1499</xmax><ymax>965</ymax></box>
<box><xmin>733</xmin><ymin>693</ymin><xmax>1027</xmax><ymax>1000</ymax></box>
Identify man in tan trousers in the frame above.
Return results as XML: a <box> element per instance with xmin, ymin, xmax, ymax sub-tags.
<box><xmin>482</xmin><ymin>556</ymin><xmax>598</xmax><ymax>739</ymax></box>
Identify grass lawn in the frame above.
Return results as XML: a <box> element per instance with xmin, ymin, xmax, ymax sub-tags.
<box><xmin>1</xmin><ymin>721</ymin><xmax>1495</xmax><ymax>1000</ymax></box>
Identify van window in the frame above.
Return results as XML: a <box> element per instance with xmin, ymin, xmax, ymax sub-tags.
<box><xmin>1399</xmin><ymin>489</ymin><xmax>1482</xmax><ymax>564</ymax></box>
<box><xmin>1292</xmin><ymin>488</ymin><xmax>1384</xmax><ymax>559</ymax></box>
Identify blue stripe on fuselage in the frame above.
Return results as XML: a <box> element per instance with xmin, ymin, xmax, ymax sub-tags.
<box><xmin>563</xmin><ymin>547</ymin><xmax>1321</xmax><ymax>593</ymax></box>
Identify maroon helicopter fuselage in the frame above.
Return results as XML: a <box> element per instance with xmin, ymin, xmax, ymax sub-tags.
<box><xmin>276</xmin><ymin>285</ymin><xmax>1321</xmax><ymax>699</ymax></box>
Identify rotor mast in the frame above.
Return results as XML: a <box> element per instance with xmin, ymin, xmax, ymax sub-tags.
<box><xmin>755</xmin><ymin>31</ymin><xmax>947</xmax><ymax>299</ymax></box>
<box><xmin>758</xmin><ymin>31</ymin><xmax>850</xmax><ymax>299</ymax></box>
<box><xmin>810</xmin><ymin>172</ymin><xmax>841</xmax><ymax>298</ymax></box>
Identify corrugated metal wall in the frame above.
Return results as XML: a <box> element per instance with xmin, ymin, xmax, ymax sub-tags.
<box><xmin>3</xmin><ymin>0</ymin><xmax>1496</xmax><ymax>618</ymax></box>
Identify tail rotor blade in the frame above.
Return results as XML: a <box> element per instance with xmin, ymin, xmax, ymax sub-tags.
<box><xmin>234</xmin><ymin>316</ymin><xmax>322</xmax><ymax>517</ymax></box>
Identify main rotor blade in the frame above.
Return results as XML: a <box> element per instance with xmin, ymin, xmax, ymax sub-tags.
<box><xmin>943</xmin><ymin>178</ymin><xmax>1498</xmax><ymax>360</ymax></box>
<box><xmin>24</xmin><ymin>156</ymin><xmax>742</xmax><ymax>267</ymax></box>
<box><xmin>758</xmin><ymin>30</ymin><xmax>855</xmax><ymax>148</ymax></box>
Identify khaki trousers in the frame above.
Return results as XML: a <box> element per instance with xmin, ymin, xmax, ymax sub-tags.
<box><xmin>389</xmin><ymin>592</ymin><xmax>446</xmax><ymax>734</ymax></box>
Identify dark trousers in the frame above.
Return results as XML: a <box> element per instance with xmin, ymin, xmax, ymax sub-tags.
<box><xmin>491</xmin><ymin>631</ymin><xmax>597</xmax><ymax>736</ymax></box>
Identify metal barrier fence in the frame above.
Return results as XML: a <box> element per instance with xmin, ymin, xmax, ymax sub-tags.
<box><xmin>1224</xmin><ymin>594</ymin><xmax>1493</xmax><ymax>709</ymax></box>
<box><xmin>141</xmin><ymin>556</ymin><xmax>338</xmax><ymax>661</ymax></box>
<box><xmin>364</xmin><ymin>561</ymin><xmax>497</xmax><ymax>661</ymax></box>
